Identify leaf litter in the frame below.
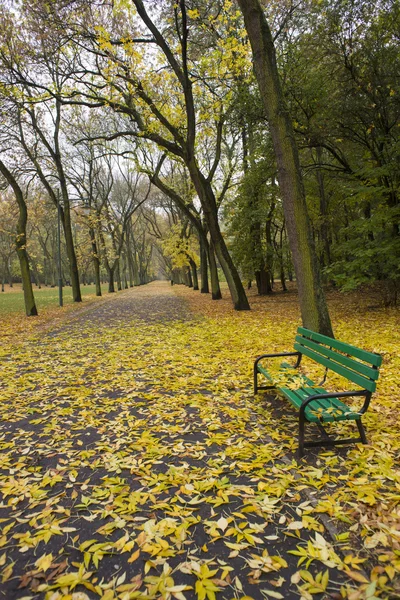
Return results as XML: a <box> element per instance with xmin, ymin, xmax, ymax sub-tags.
<box><xmin>0</xmin><ymin>281</ymin><xmax>399</xmax><ymax>600</ymax></box>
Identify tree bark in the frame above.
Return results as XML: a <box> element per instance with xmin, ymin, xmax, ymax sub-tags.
<box><xmin>89</xmin><ymin>226</ymin><xmax>102</xmax><ymax>296</ymax></box>
<box><xmin>107</xmin><ymin>265</ymin><xmax>115</xmax><ymax>293</ymax></box>
<box><xmin>186</xmin><ymin>265</ymin><xmax>193</xmax><ymax>287</ymax></box>
<box><xmin>315</xmin><ymin>147</ymin><xmax>331</xmax><ymax>268</ymax></box>
<box><xmin>190</xmin><ymin>258</ymin><xmax>199</xmax><ymax>290</ymax></box>
<box><xmin>116</xmin><ymin>259</ymin><xmax>122</xmax><ymax>291</ymax></box>
<box><xmin>208</xmin><ymin>237</ymin><xmax>222</xmax><ymax>300</ymax></box>
<box><xmin>199</xmin><ymin>237</ymin><xmax>209</xmax><ymax>293</ymax></box>
<box><xmin>238</xmin><ymin>0</ymin><xmax>333</xmax><ymax>335</ymax></box>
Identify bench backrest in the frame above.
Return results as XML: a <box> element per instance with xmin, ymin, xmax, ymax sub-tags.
<box><xmin>294</xmin><ymin>327</ymin><xmax>382</xmax><ymax>393</ymax></box>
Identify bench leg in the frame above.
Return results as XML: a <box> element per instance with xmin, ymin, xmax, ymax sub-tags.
<box><xmin>254</xmin><ymin>364</ymin><xmax>258</xmax><ymax>394</ymax></box>
<box><xmin>356</xmin><ymin>419</ymin><xmax>367</xmax><ymax>444</ymax></box>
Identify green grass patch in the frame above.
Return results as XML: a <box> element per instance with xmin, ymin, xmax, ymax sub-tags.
<box><xmin>0</xmin><ymin>284</ymin><xmax>111</xmax><ymax>315</ymax></box>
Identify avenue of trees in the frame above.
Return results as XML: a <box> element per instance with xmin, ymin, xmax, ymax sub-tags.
<box><xmin>0</xmin><ymin>0</ymin><xmax>398</xmax><ymax>329</ymax></box>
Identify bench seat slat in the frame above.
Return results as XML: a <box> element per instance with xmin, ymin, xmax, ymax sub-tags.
<box><xmin>257</xmin><ymin>364</ymin><xmax>272</xmax><ymax>382</ymax></box>
<box><xmin>278</xmin><ymin>385</ymin><xmax>361</xmax><ymax>423</ymax></box>
<box><xmin>293</xmin><ymin>343</ymin><xmax>376</xmax><ymax>393</ymax></box>
<box><xmin>298</xmin><ymin>327</ymin><xmax>382</xmax><ymax>367</ymax></box>
<box><xmin>295</xmin><ymin>335</ymin><xmax>380</xmax><ymax>381</ymax></box>
<box><xmin>256</xmin><ymin>362</ymin><xmax>361</xmax><ymax>423</ymax></box>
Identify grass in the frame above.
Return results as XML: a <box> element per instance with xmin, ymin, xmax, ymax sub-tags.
<box><xmin>0</xmin><ymin>283</ymin><xmax>111</xmax><ymax>315</ymax></box>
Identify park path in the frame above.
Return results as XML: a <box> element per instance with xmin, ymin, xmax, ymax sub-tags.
<box><xmin>0</xmin><ymin>282</ymin><xmax>360</xmax><ymax>599</ymax></box>
<box><xmin>44</xmin><ymin>281</ymin><xmax>193</xmax><ymax>338</ymax></box>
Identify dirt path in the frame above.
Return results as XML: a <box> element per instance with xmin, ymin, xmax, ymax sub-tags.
<box><xmin>0</xmin><ymin>282</ymin><xmax>382</xmax><ymax>599</ymax></box>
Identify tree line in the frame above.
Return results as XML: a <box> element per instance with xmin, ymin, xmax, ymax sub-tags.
<box><xmin>0</xmin><ymin>0</ymin><xmax>398</xmax><ymax>330</ymax></box>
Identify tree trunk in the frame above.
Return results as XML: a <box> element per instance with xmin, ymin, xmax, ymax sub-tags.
<box><xmin>127</xmin><ymin>251</ymin><xmax>134</xmax><ymax>287</ymax></box>
<box><xmin>107</xmin><ymin>266</ymin><xmax>115</xmax><ymax>293</ymax></box>
<box><xmin>7</xmin><ymin>263</ymin><xmax>12</xmax><ymax>287</ymax></box>
<box><xmin>89</xmin><ymin>226</ymin><xmax>102</xmax><ymax>296</ymax></box>
<box><xmin>186</xmin><ymin>265</ymin><xmax>193</xmax><ymax>287</ymax></box>
<box><xmin>208</xmin><ymin>237</ymin><xmax>222</xmax><ymax>300</ymax></box>
<box><xmin>315</xmin><ymin>147</ymin><xmax>331</xmax><ymax>268</ymax></box>
<box><xmin>279</xmin><ymin>226</ymin><xmax>287</xmax><ymax>291</ymax></box>
<box><xmin>188</xmin><ymin>162</ymin><xmax>249</xmax><ymax>309</ymax></box>
<box><xmin>190</xmin><ymin>258</ymin><xmax>199</xmax><ymax>290</ymax></box>
<box><xmin>0</xmin><ymin>161</ymin><xmax>38</xmax><ymax>316</ymax></box>
<box><xmin>116</xmin><ymin>260</ymin><xmax>122</xmax><ymax>291</ymax></box>
<box><xmin>61</xmin><ymin>199</ymin><xmax>82</xmax><ymax>302</ymax></box>
<box><xmin>256</xmin><ymin>269</ymin><xmax>271</xmax><ymax>295</ymax></box>
<box><xmin>126</xmin><ymin>230</ymin><xmax>134</xmax><ymax>287</ymax></box>
<box><xmin>132</xmin><ymin>252</ymin><xmax>140</xmax><ymax>286</ymax></box>
<box><xmin>199</xmin><ymin>238</ymin><xmax>209</xmax><ymax>293</ymax></box>
<box><xmin>265</xmin><ymin>206</ymin><xmax>275</xmax><ymax>293</ymax></box>
<box><xmin>238</xmin><ymin>0</ymin><xmax>333</xmax><ymax>335</ymax></box>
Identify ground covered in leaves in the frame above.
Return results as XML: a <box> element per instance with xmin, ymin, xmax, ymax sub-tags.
<box><xmin>0</xmin><ymin>282</ymin><xmax>399</xmax><ymax>600</ymax></box>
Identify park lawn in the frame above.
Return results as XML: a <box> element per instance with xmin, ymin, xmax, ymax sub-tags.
<box><xmin>0</xmin><ymin>284</ymin><xmax>111</xmax><ymax>315</ymax></box>
<box><xmin>0</xmin><ymin>282</ymin><xmax>399</xmax><ymax>599</ymax></box>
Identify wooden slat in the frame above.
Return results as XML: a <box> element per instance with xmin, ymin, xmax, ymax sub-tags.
<box><xmin>299</xmin><ymin>387</ymin><xmax>361</xmax><ymax>422</ymax></box>
<box><xmin>295</xmin><ymin>336</ymin><xmax>379</xmax><ymax>380</ymax></box>
<box><xmin>297</xmin><ymin>327</ymin><xmax>382</xmax><ymax>367</ymax></box>
<box><xmin>279</xmin><ymin>385</ymin><xmax>360</xmax><ymax>423</ymax></box>
<box><xmin>257</xmin><ymin>365</ymin><xmax>272</xmax><ymax>381</ymax></box>
<box><xmin>293</xmin><ymin>343</ymin><xmax>376</xmax><ymax>392</ymax></box>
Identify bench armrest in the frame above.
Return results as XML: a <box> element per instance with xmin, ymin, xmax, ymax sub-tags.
<box><xmin>254</xmin><ymin>352</ymin><xmax>301</xmax><ymax>370</ymax></box>
<box><xmin>299</xmin><ymin>389</ymin><xmax>368</xmax><ymax>417</ymax></box>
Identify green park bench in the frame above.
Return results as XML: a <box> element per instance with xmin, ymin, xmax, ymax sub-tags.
<box><xmin>254</xmin><ymin>327</ymin><xmax>382</xmax><ymax>457</ymax></box>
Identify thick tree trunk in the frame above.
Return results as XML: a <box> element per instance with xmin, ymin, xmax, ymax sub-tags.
<box><xmin>61</xmin><ymin>199</ymin><xmax>82</xmax><ymax>302</ymax></box>
<box><xmin>256</xmin><ymin>269</ymin><xmax>271</xmax><ymax>295</ymax></box>
<box><xmin>315</xmin><ymin>147</ymin><xmax>331</xmax><ymax>268</ymax></box>
<box><xmin>208</xmin><ymin>238</ymin><xmax>222</xmax><ymax>300</ymax></box>
<box><xmin>238</xmin><ymin>0</ymin><xmax>333</xmax><ymax>335</ymax></box>
<box><xmin>199</xmin><ymin>238</ymin><xmax>209</xmax><ymax>293</ymax></box>
<box><xmin>0</xmin><ymin>161</ymin><xmax>38</xmax><ymax>316</ymax></box>
<box><xmin>106</xmin><ymin>265</ymin><xmax>115</xmax><ymax>293</ymax></box>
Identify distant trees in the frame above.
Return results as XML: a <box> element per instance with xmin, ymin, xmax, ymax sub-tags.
<box><xmin>0</xmin><ymin>0</ymin><xmax>398</xmax><ymax>319</ymax></box>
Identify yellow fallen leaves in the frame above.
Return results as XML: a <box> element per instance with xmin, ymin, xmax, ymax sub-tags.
<box><xmin>35</xmin><ymin>552</ymin><xmax>54</xmax><ymax>573</ymax></box>
<box><xmin>0</xmin><ymin>281</ymin><xmax>399</xmax><ymax>599</ymax></box>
